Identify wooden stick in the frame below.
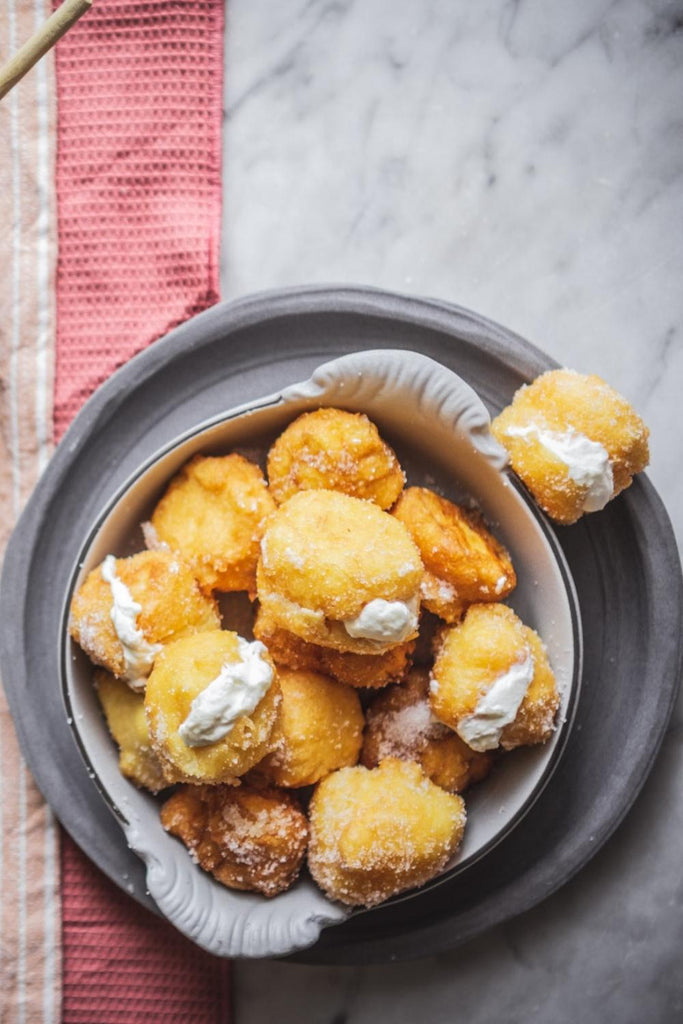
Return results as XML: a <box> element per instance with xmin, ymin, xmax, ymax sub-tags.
<box><xmin>0</xmin><ymin>0</ymin><xmax>92</xmax><ymax>101</ymax></box>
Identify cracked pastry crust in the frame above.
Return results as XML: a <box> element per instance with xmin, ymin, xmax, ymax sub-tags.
<box><xmin>161</xmin><ymin>783</ymin><xmax>309</xmax><ymax>897</ymax></box>
<box><xmin>267</xmin><ymin>407</ymin><xmax>405</xmax><ymax>509</ymax></box>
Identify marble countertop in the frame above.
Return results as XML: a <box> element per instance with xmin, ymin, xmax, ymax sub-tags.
<box><xmin>221</xmin><ymin>1</ymin><xmax>683</xmax><ymax>1021</ymax></box>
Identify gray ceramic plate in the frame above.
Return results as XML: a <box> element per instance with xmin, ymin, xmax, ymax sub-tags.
<box><xmin>1</xmin><ymin>286</ymin><xmax>681</xmax><ymax>963</ymax></box>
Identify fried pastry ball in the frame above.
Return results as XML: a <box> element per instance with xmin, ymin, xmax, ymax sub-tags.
<box><xmin>319</xmin><ymin>641</ymin><xmax>415</xmax><ymax>689</ymax></box>
<box><xmin>361</xmin><ymin>669</ymin><xmax>492</xmax><ymax>793</ymax></box>
<box><xmin>161</xmin><ymin>783</ymin><xmax>308</xmax><ymax>897</ymax></box>
<box><xmin>393</xmin><ymin>487</ymin><xmax>516</xmax><ymax>623</ymax></box>
<box><xmin>430</xmin><ymin>603</ymin><xmax>559</xmax><ymax>752</ymax></box>
<box><xmin>267</xmin><ymin>407</ymin><xmax>405</xmax><ymax>509</ymax></box>
<box><xmin>70</xmin><ymin>549</ymin><xmax>221</xmax><ymax>688</ymax></box>
<box><xmin>253</xmin><ymin>607</ymin><xmax>414</xmax><ymax>689</ymax></box>
<box><xmin>308</xmin><ymin>758</ymin><xmax>466</xmax><ymax>907</ymax></box>
<box><xmin>257</xmin><ymin>490</ymin><xmax>423</xmax><ymax>655</ymax></box>
<box><xmin>491</xmin><ymin>369</ymin><xmax>649</xmax><ymax>525</ymax></box>
<box><xmin>145</xmin><ymin>630</ymin><xmax>280</xmax><ymax>785</ymax></box>
<box><xmin>150</xmin><ymin>453</ymin><xmax>276</xmax><ymax>594</ymax></box>
<box><xmin>251</xmin><ymin>668</ymin><xmax>363</xmax><ymax>788</ymax></box>
<box><xmin>95</xmin><ymin>669</ymin><xmax>166</xmax><ymax>793</ymax></box>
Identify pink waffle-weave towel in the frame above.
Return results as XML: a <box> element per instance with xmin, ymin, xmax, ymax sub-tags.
<box><xmin>54</xmin><ymin>0</ymin><xmax>229</xmax><ymax>1019</ymax></box>
<box><xmin>54</xmin><ymin>0</ymin><xmax>223</xmax><ymax>441</ymax></box>
<box><xmin>62</xmin><ymin>841</ymin><xmax>232</xmax><ymax>1023</ymax></box>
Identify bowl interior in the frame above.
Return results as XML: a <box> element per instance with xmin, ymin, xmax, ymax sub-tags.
<box><xmin>62</xmin><ymin>350</ymin><xmax>581</xmax><ymax>954</ymax></box>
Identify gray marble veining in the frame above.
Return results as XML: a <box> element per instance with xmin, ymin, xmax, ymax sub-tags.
<box><xmin>222</xmin><ymin>1</ymin><xmax>683</xmax><ymax>1021</ymax></box>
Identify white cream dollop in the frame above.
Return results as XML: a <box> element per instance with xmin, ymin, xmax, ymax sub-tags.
<box><xmin>178</xmin><ymin>637</ymin><xmax>273</xmax><ymax>747</ymax></box>
<box><xmin>343</xmin><ymin>595</ymin><xmax>419</xmax><ymax>643</ymax></box>
<box><xmin>101</xmin><ymin>555</ymin><xmax>163</xmax><ymax>691</ymax></box>
<box><xmin>505</xmin><ymin>422</ymin><xmax>614</xmax><ymax>512</ymax></box>
<box><xmin>456</xmin><ymin>650</ymin><xmax>535</xmax><ymax>752</ymax></box>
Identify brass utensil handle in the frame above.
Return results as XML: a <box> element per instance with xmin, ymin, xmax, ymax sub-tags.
<box><xmin>0</xmin><ymin>0</ymin><xmax>92</xmax><ymax>101</ymax></box>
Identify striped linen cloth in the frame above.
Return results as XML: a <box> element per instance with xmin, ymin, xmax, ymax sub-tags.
<box><xmin>0</xmin><ymin>0</ymin><xmax>230</xmax><ymax>1018</ymax></box>
<box><xmin>0</xmin><ymin>2</ymin><xmax>60</xmax><ymax>1020</ymax></box>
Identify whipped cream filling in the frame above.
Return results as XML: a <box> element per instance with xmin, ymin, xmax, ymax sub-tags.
<box><xmin>343</xmin><ymin>595</ymin><xmax>419</xmax><ymax>643</ymax></box>
<box><xmin>505</xmin><ymin>422</ymin><xmax>614</xmax><ymax>512</ymax></box>
<box><xmin>101</xmin><ymin>555</ymin><xmax>163</xmax><ymax>690</ymax></box>
<box><xmin>456</xmin><ymin>650</ymin><xmax>535</xmax><ymax>752</ymax></box>
<box><xmin>179</xmin><ymin>637</ymin><xmax>273</xmax><ymax>747</ymax></box>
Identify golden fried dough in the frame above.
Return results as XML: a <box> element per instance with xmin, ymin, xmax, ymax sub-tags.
<box><xmin>253</xmin><ymin>607</ymin><xmax>414</xmax><ymax>689</ymax></box>
<box><xmin>361</xmin><ymin>669</ymin><xmax>492</xmax><ymax>793</ymax></box>
<box><xmin>250</xmin><ymin>668</ymin><xmax>363</xmax><ymax>788</ymax></box>
<box><xmin>257</xmin><ymin>490</ymin><xmax>423</xmax><ymax>655</ymax></box>
<box><xmin>491</xmin><ymin>369</ymin><xmax>649</xmax><ymax>524</ymax></box>
<box><xmin>95</xmin><ymin>669</ymin><xmax>166</xmax><ymax>793</ymax></box>
<box><xmin>430</xmin><ymin>603</ymin><xmax>559</xmax><ymax>752</ymax></box>
<box><xmin>308</xmin><ymin>758</ymin><xmax>466</xmax><ymax>907</ymax></box>
<box><xmin>150</xmin><ymin>454</ymin><xmax>276</xmax><ymax>594</ymax></box>
<box><xmin>393</xmin><ymin>488</ymin><xmax>516</xmax><ymax>622</ymax></box>
<box><xmin>161</xmin><ymin>783</ymin><xmax>308</xmax><ymax>897</ymax></box>
<box><xmin>319</xmin><ymin>641</ymin><xmax>415</xmax><ymax>689</ymax></box>
<box><xmin>253</xmin><ymin>609</ymin><xmax>324</xmax><ymax>672</ymax></box>
<box><xmin>145</xmin><ymin>630</ymin><xmax>280</xmax><ymax>785</ymax></box>
<box><xmin>267</xmin><ymin>407</ymin><xmax>405</xmax><ymax>509</ymax></box>
<box><xmin>69</xmin><ymin>549</ymin><xmax>220</xmax><ymax>687</ymax></box>
<box><xmin>498</xmin><ymin>625</ymin><xmax>560</xmax><ymax>749</ymax></box>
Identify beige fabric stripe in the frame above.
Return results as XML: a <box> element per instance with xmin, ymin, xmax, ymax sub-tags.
<box><xmin>30</xmin><ymin>3</ymin><xmax>59</xmax><ymax>1012</ymax></box>
<box><xmin>0</xmin><ymin>0</ymin><xmax>59</xmax><ymax>1020</ymax></box>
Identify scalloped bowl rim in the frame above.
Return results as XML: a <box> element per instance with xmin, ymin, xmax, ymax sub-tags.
<box><xmin>61</xmin><ymin>348</ymin><xmax>582</xmax><ymax>958</ymax></box>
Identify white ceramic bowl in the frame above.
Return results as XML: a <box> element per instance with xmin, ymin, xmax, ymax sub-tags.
<box><xmin>62</xmin><ymin>349</ymin><xmax>581</xmax><ymax>957</ymax></box>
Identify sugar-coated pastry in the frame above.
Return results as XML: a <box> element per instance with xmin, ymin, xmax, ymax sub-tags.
<box><xmin>95</xmin><ymin>669</ymin><xmax>166</xmax><ymax>793</ymax></box>
<box><xmin>393</xmin><ymin>487</ymin><xmax>516</xmax><ymax>622</ymax></box>
<box><xmin>161</xmin><ymin>783</ymin><xmax>308</xmax><ymax>897</ymax></box>
<box><xmin>361</xmin><ymin>669</ymin><xmax>492</xmax><ymax>793</ymax></box>
<box><xmin>150</xmin><ymin>453</ymin><xmax>276</xmax><ymax>594</ymax></box>
<box><xmin>257</xmin><ymin>490</ymin><xmax>423</xmax><ymax>655</ymax></box>
<box><xmin>145</xmin><ymin>630</ymin><xmax>280</xmax><ymax>785</ymax></box>
<box><xmin>69</xmin><ymin>549</ymin><xmax>221</xmax><ymax>690</ymax></box>
<box><xmin>319</xmin><ymin>640</ymin><xmax>415</xmax><ymax>690</ymax></box>
<box><xmin>267</xmin><ymin>407</ymin><xmax>405</xmax><ymax>509</ymax></box>
<box><xmin>494</xmin><ymin>625</ymin><xmax>560</xmax><ymax>750</ymax></box>
<box><xmin>491</xmin><ymin>368</ymin><xmax>649</xmax><ymax>524</ymax></box>
<box><xmin>253</xmin><ymin>607</ymin><xmax>414</xmax><ymax>689</ymax></box>
<box><xmin>249</xmin><ymin>668</ymin><xmax>364</xmax><ymax>788</ymax></box>
<box><xmin>430</xmin><ymin>603</ymin><xmax>559</xmax><ymax>752</ymax></box>
<box><xmin>308</xmin><ymin>758</ymin><xmax>466</xmax><ymax>907</ymax></box>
